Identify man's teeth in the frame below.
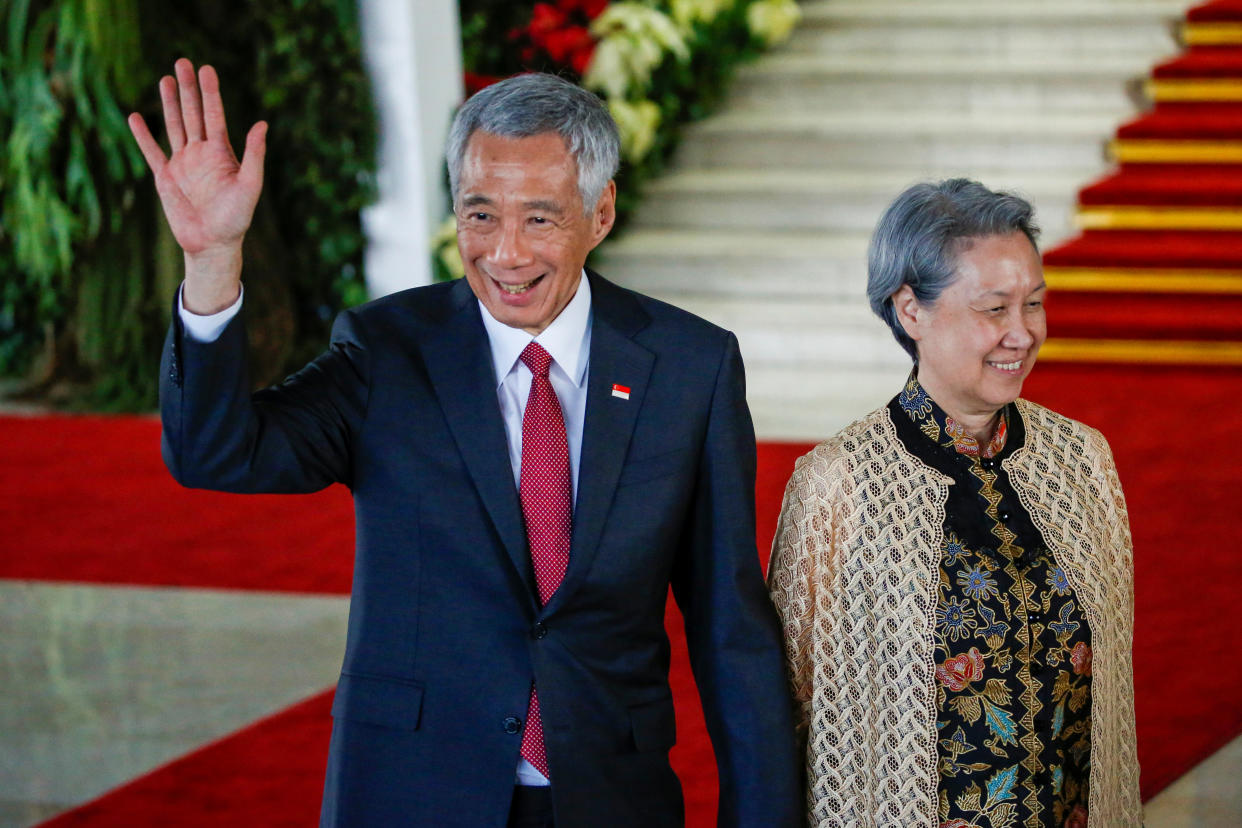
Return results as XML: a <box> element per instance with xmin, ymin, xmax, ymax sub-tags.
<box><xmin>990</xmin><ymin>360</ymin><xmax>1022</xmax><ymax>371</ymax></box>
<box><xmin>498</xmin><ymin>277</ymin><xmax>540</xmax><ymax>295</ymax></box>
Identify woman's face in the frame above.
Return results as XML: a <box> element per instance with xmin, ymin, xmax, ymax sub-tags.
<box><xmin>896</xmin><ymin>232</ymin><xmax>1047</xmax><ymax>423</ymax></box>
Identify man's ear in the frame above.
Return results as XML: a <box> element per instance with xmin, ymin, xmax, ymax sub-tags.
<box><xmin>892</xmin><ymin>285</ymin><xmax>923</xmax><ymax>343</ymax></box>
<box><xmin>590</xmin><ymin>180</ymin><xmax>617</xmax><ymax>247</ymax></box>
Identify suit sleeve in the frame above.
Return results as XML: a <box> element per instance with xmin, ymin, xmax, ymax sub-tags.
<box><xmin>669</xmin><ymin>332</ymin><xmax>803</xmax><ymax>828</ymax></box>
<box><xmin>160</xmin><ymin>300</ymin><xmax>370</xmax><ymax>494</ymax></box>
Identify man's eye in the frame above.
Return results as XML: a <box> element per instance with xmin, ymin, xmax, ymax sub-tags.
<box><xmin>473</xmin><ymin>212</ymin><xmax>490</xmax><ymax>221</ymax></box>
<box><xmin>531</xmin><ymin>216</ymin><xmax>548</xmax><ymax>224</ymax></box>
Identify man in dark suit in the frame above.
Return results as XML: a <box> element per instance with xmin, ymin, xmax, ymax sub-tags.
<box><xmin>130</xmin><ymin>59</ymin><xmax>799</xmax><ymax>827</ymax></box>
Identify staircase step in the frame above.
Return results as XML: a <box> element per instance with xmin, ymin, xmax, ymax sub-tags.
<box><xmin>659</xmin><ymin>295</ymin><xmax>905</xmax><ymax>368</ymax></box>
<box><xmin>729</xmin><ymin>54</ymin><xmax>1150</xmax><ymax>114</ymax></box>
<box><xmin>790</xmin><ymin>0</ymin><xmax>1187</xmax><ymax>58</ymax></box>
<box><xmin>1046</xmin><ymin>229</ymin><xmax>1242</xmax><ymax>270</ymax></box>
<box><xmin>676</xmin><ymin>111</ymin><xmax>1118</xmax><ymax>172</ymax></box>
<box><xmin>744</xmin><ymin>364</ymin><xmax>910</xmax><ymax>442</ymax></box>
<box><xmin>629</xmin><ymin>169</ymin><xmax>1084</xmax><ymax>241</ymax></box>
<box><xmin>1154</xmin><ymin>45</ymin><xmax>1242</xmax><ymax>77</ymax></box>
<box><xmin>596</xmin><ymin>230</ymin><xmax>871</xmax><ymax>300</ymax></box>
<box><xmin>639</xmin><ymin>296</ymin><xmax>913</xmax><ymax>440</ymax></box>
<box><xmin>1080</xmin><ymin>165</ymin><xmax>1242</xmax><ymax>205</ymax></box>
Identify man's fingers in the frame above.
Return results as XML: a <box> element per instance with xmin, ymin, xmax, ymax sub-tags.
<box><xmin>175</xmin><ymin>58</ymin><xmax>206</xmax><ymax>143</ymax></box>
<box><xmin>238</xmin><ymin>121</ymin><xmax>268</xmax><ymax>193</ymax></box>
<box><xmin>127</xmin><ymin>113</ymin><xmax>167</xmax><ymax>176</ymax></box>
<box><xmin>199</xmin><ymin>64</ymin><xmax>231</xmax><ymax>145</ymax></box>
<box><xmin>159</xmin><ymin>75</ymin><xmax>186</xmax><ymax>152</ymax></box>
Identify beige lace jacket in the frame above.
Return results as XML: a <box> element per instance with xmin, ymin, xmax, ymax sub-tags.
<box><xmin>767</xmin><ymin>399</ymin><xmax>1140</xmax><ymax>827</ymax></box>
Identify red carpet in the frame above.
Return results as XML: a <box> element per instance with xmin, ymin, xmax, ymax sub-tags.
<box><xmin>7</xmin><ymin>361</ymin><xmax>1242</xmax><ymax>824</ymax></box>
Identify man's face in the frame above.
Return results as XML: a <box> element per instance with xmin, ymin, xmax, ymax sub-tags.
<box><xmin>455</xmin><ymin>131</ymin><xmax>615</xmax><ymax>335</ymax></box>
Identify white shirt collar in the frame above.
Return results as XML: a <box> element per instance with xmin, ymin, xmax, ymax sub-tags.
<box><xmin>478</xmin><ymin>270</ymin><xmax>591</xmax><ymax>388</ymax></box>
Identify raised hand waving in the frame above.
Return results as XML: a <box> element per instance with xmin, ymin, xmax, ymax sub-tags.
<box><xmin>129</xmin><ymin>58</ymin><xmax>266</xmax><ymax>313</ymax></box>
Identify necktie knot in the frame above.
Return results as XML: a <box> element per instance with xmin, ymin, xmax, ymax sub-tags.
<box><xmin>520</xmin><ymin>341</ymin><xmax>553</xmax><ymax>379</ymax></box>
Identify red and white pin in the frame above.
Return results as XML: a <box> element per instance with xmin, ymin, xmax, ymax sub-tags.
<box><xmin>611</xmin><ymin>383</ymin><xmax>631</xmax><ymax>400</ymax></box>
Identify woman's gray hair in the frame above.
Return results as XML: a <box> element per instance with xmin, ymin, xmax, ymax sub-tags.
<box><xmin>867</xmin><ymin>178</ymin><xmax>1041</xmax><ymax>361</ymax></box>
<box><xmin>446</xmin><ymin>73</ymin><xmax>620</xmax><ymax>215</ymax></box>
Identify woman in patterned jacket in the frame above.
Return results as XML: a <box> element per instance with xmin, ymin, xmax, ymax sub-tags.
<box><xmin>767</xmin><ymin>179</ymin><xmax>1140</xmax><ymax>828</ymax></box>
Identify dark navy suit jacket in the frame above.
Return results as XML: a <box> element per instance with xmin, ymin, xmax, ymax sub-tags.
<box><xmin>160</xmin><ymin>271</ymin><xmax>801</xmax><ymax>827</ymax></box>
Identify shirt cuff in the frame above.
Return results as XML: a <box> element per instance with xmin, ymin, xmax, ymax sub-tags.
<box><xmin>178</xmin><ymin>283</ymin><xmax>243</xmax><ymax>343</ymax></box>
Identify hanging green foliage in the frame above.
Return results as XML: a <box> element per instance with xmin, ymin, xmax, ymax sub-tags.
<box><xmin>0</xmin><ymin>0</ymin><xmax>148</xmax><ymax>387</ymax></box>
<box><xmin>0</xmin><ymin>0</ymin><xmax>376</xmax><ymax>410</ymax></box>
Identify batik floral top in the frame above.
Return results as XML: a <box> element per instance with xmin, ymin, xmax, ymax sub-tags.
<box><xmin>892</xmin><ymin>374</ymin><xmax>1093</xmax><ymax>828</ymax></box>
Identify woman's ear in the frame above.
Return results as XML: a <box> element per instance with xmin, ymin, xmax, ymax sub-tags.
<box><xmin>892</xmin><ymin>285</ymin><xmax>923</xmax><ymax>343</ymax></box>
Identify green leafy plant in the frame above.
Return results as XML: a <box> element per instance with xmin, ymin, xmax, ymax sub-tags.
<box><xmin>1</xmin><ymin>0</ymin><xmax>376</xmax><ymax>410</ymax></box>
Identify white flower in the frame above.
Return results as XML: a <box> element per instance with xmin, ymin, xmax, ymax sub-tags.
<box><xmin>583</xmin><ymin>3</ymin><xmax>688</xmax><ymax>100</ymax></box>
<box><xmin>670</xmin><ymin>0</ymin><xmax>733</xmax><ymax>31</ymax></box>
<box><xmin>609</xmin><ymin>98</ymin><xmax>662</xmax><ymax>162</ymax></box>
<box><xmin>746</xmin><ymin>0</ymin><xmax>801</xmax><ymax>47</ymax></box>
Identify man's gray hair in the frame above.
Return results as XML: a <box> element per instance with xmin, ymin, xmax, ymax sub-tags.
<box><xmin>867</xmin><ymin>178</ymin><xmax>1040</xmax><ymax>361</ymax></box>
<box><xmin>446</xmin><ymin>73</ymin><xmax>620</xmax><ymax>215</ymax></box>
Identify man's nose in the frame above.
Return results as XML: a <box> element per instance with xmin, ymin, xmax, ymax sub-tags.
<box><xmin>487</xmin><ymin>220</ymin><xmax>533</xmax><ymax>268</ymax></box>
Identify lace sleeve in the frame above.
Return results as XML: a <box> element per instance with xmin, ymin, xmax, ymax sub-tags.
<box><xmin>768</xmin><ymin>446</ymin><xmax>841</xmax><ymax>733</ymax></box>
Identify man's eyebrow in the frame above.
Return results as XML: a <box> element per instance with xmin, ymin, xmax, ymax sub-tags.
<box><xmin>524</xmin><ymin>199</ymin><xmax>565</xmax><ymax>214</ymax></box>
<box><xmin>461</xmin><ymin>194</ymin><xmax>493</xmax><ymax>208</ymax></box>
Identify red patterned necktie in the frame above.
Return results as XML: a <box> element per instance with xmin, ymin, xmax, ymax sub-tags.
<box><xmin>517</xmin><ymin>341</ymin><xmax>572</xmax><ymax>779</ymax></box>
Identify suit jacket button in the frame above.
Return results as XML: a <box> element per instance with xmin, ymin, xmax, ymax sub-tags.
<box><xmin>503</xmin><ymin>716</ymin><xmax>522</xmax><ymax>735</ymax></box>
<box><xmin>532</xmin><ymin>622</ymin><xmax>548</xmax><ymax>640</ymax></box>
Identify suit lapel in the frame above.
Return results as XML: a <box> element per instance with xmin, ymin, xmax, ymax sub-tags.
<box><xmin>548</xmin><ymin>273</ymin><xmax>653</xmax><ymax>613</ymax></box>
<box><xmin>419</xmin><ymin>280</ymin><xmax>534</xmax><ymax>601</ymax></box>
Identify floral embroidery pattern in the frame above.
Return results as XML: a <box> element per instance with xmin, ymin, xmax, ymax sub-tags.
<box><xmin>938</xmin><ymin>596</ymin><xmax>978</xmax><ymax>641</ymax></box>
<box><xmin>1070</xmin><ymin>643</ymin><xmax>1092</xmax><ymax>677</ymax></box>
<box><xmin>937</xmin><ymin>647</ymin><xmax>986</xmax><ymax>692</ymax></box>
<box><xmin>959</xmin><ymin>565</ymin><xmax>1000</xmax><ymax>601</ymax></box>
<box><xmin>894</xmin><ymin>374</ymin><xmax>1092</xmax><ymax>828</ymax></box>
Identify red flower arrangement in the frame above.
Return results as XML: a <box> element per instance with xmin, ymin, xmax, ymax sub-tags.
<box><xmin>936</xmin><ymin>647</ymin><xmax>986</xmax><ymax>692</ymax></box>
<box><xmin>510</xmin><ymin>0</ymin><xmax>608</xmax><ymax>75</ymax></box>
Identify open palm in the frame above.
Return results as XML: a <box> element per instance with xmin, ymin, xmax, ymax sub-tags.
<box><xmin>129</xmin><ymin>59</ymin><xmax>266</xmax><ymax>257</ymax></box>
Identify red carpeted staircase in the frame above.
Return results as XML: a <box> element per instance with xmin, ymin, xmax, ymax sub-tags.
<box><xmin>1042</xmin><ymin>0</ymin><xmax>1242</xmax><ymax>365</ymax></box>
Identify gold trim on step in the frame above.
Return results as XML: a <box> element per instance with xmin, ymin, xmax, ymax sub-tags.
<box><xmin>1044</xmin><ymin>267</ymin><xmax>1242</xmax><ymax>294</ymax></box>
<box><xmin>1111</xmin><ymin>139</ymin><xmax>1242</xmax><ymax>163</ymax></box>
<box><xmin>1076</xmin><ymin>205</ymin><xmax>1242</xmax><ymax>230</ymax></box>
<box><xmin>1146</xmin><ymin>78</ymin><xmax>1242</xmax><ymax>102</ymax></box>
<box><xmin>1040</xmin><ymin>338</ymin><xmax>1242</xmax><ymax>365</ymax></box>
<box><xmin>1182</xmin><ymin>22</ymin><xmax>1242</xmax><ymax>46</ymax></box>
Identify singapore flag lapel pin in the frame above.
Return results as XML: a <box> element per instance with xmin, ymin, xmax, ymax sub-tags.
<box><xmin>611</xmin><ymin>383</ymin><xmax>631</xmax><ymax>400</ymax></box>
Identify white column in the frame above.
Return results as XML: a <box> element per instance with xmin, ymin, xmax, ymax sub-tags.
<box><xmin>358</xmin><ymin>0</ymin><xmax>464</xmax><ymax>297</ymax></box>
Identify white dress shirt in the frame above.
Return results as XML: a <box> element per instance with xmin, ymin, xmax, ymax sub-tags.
<box><xmin>178</xmin><ymin>272</ymin><xmax>594</xmax><ymax>787</ymax></box>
